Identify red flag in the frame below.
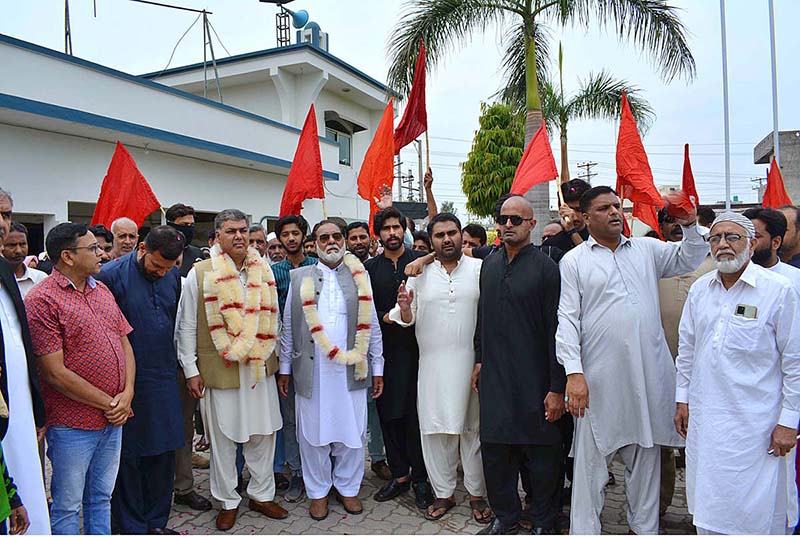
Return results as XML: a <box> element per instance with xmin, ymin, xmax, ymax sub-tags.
<box><xmin>280</xmin><ymin>105</ymin><xmax>325</xmax><ymax>217</ymax></box>
<box><xmin>91</xmin><ymin>141</ymin><xmax>160</xmax><ymax>228</ymax></box>
<box><xmin>510</xmin><ymin>121</ymin><xmax>558</xmax><ymax>195</ymax></box>
<box><xmin>681</xmin><ymin>144</ymin><xmax>699</xmax><ymax>206</ymax></box>
<box><xmin>762</xmin><ymin>156</ymin><xmax>793</xmax><ymax>208</ymax></box>
<box><xmin>616</xmin><ymin>91</ymin><xmax>663</xmax><ymax>208</ymax></box>
<box><xmin>358</xmin><ymin>100</ymin><xmax>395</xmax><ymax>233</ymax></box>
<box><xmin>393</xmin><ymin>41</ymin><xmax>427</xmax><ymax>154</ymax></box>
<box><xmin>633</xmin><ymin>202</ymin><xmax>661</xmax><ymax>238</ymax></box>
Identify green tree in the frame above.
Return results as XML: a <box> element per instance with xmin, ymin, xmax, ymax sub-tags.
<box><xmin>460</xmin><ymin>102</ymin><xmax>524</xmax><ymax>217</ymax></box>
<box><xmin>388</xmin><ymin>0</ymin><xmax>694</xmax><ymax>236</ymax></box>
<box><xmin>440</xmin><ymin>200</ymin><xmax>458</xmax><ymax>216</ymax></box>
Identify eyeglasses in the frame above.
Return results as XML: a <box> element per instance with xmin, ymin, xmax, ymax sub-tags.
<box><xmin>317</xmin><ymin>232</ymin><xmax>344</xmax><ymax>243</ymax></box>
<box><xmin>496</xmin><ymin>215</ymin><xmax>533</xmax><ymax>226</ymax></box>
<box><xmin>708</xmin><ymin>233</ymin><xmax>744</xmax><ymax>246</ymax></box>
<box><xmin>67</xmin><ymin>243</ymin><xmax>102</xmax><ymax>253</ymax></box>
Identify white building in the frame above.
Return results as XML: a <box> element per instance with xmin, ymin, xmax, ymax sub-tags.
<box><xmin>0</xmin><ymin>32</ymin><xmax>393</xmax><ymax>253</ymax></box>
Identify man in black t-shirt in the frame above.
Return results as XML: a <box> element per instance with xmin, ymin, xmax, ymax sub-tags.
<box><xmin>542</xmin><ymin>179</ymin><xmax>591</xmax><ymax>253</ymax></box>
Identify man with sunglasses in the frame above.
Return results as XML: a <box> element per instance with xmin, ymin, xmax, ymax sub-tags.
<box><xmin>279</xmin><ymin>220</ymin><xmax>384</xmax><ymax>520</ymax></box>
<box><xmin>472</xmin><ymin>195</ymin><xmax>566</xmax><ymax>535</ymax></box>
<box><xmin>675</xmin><ymin>212</ymin><xmax>800</xmax><ymax>535</ymax></box>
<box><xmin>25</xmin><ymin>223</ymin><xmax>136</xmax><ymax>534</ymax></box>
<box><xmin>655</xmin><ymin>208</ymin><xmax>715</xmax><ymax>519</ymax></box>
<box><xmin>556</xmin><ymin>186</ymin><xmax>707</xmax><ymax>535</ymax></box>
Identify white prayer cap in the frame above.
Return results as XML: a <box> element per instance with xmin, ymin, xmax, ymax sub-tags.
<box><xmin>710</xmin><ymin>211</ymin><xmax>755</xmax><ymax>238</ymax></box>
<box><xmin>266</xmin><ymin>232</ymin><xmax>278</xmax><ymax>242</ymax></box>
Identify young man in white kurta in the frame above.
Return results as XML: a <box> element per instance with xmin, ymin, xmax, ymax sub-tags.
<box><xmin>388</xmin><ymin>214</ymin><xmax>486</xmax><ymax>519</ymax></box>
<box><xmin>175</xmin><ymin>212</ymin><xmax>284</xmax><ymax>528</ymax></box>
<box><xmin>556</xmin><ymin>187</ymin><xmax>708</xmax><ymax>534</ymax></box>
<box><xmin>676</xmin><ymin>213</ymin><xmax>800</xmax><ymax>534</ymax></box>
<box><xmin>279</xmin><ymin>222</ymin><xmax>384</xmax><ymax>509</ymax></box>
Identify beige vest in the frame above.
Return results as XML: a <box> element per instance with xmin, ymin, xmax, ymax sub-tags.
<box><xmin>194</xmin><ymin>258</ymin><xmax>279</xmax><ymax>390</ymax></box>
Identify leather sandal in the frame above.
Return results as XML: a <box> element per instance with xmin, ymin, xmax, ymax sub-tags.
<box><xmin>424</xmin><ymin>496</ymin><xmax>456</xmax><ymax>521</ymax></box>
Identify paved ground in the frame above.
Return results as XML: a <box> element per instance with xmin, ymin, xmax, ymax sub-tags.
<box><xmin>167</xmin><ymin>454</ymin><xmax>695</xmax><ymax>535</ymax></box>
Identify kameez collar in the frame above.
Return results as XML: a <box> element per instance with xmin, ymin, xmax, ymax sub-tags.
<box><xmin>709</xmin><ymin>259</ymin><xmax>758</xmax><ymax>290</ymax></box>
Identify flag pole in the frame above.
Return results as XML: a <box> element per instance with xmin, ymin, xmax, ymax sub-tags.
<box><xmin>720</xmin><ymin>0</ymin><xmax>732</xmax><ymax>211</ymax></box>
<box><xmin>768</xmin><ymin>0</ymin><xmax>780</xmax><ymax>167</ymax></box>
<box><xmin>321</xmin><ymin>199</ymin><xmax>328</xmax><ymax>219</ymax></box>
<box><xmin>425</xmin><ymin>130</ymin><xmax>431</xmax><ymax>172</ymax></box>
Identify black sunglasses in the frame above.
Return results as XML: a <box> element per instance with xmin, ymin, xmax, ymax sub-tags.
<box><xmin>496</xmin><ymin>215</ymin><xmax>533</xmax><ymax>226</ymax></box>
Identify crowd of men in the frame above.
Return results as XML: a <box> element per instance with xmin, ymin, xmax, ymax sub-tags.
<box><xmin>0</xmin><ymin>172</ymin><xmax>798</xmax><ymax>536</ymax></box>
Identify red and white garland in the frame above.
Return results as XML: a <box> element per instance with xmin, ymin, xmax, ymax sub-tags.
<box><xmin>203</xmin><ymin>244</ymin><xmax>279</xmax><ymax>384</ymax></box>
<box><xmin>300</xmin><ymin>252</ymin><xmax>373</xmax><ymax>381</ymax></box>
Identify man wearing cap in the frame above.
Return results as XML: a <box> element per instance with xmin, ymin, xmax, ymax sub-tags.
<box><xmin>556</xmin><ymin>186</ymin><xmax>708</xmax><ymax>534</ymax></box>
<box><xmin>266</xmin><ymin>232</ymin><xmax>286</xmax><ymax>265</ymax></box>
<box><xmin>675</xmin><ymin>211</ymin><xmax>800</xmax><ymax>535</ymax></box>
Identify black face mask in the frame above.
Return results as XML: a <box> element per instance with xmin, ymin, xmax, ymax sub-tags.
<box><xmin>168</xmin><ymin>222</ymin><xmax>194</xmax><ymax>245</ymax></box>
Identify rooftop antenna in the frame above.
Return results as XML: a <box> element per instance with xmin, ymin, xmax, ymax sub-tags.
<box><xmin>259</xmin><ymin>1</ymin><xmax>308</xmax><ymax>47</ymax></box>
<box><xmin>64</xmin><ymin>0</ymin><xmax>73</xmax><ymax>55</ymax></box>
<box><xmin>127</xmin><ymin>0</ymin><xmax>224</xmax><ymax>102</ymax></box>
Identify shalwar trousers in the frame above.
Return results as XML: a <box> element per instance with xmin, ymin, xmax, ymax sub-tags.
<box><xmin>380</xmin><ymin>414</ymin><xmax>428</xmax><ymax>483</ymax></box>
<box><xmin>298</xmin><ymin>436</ymin><xmax>365</xmax><ymax>499</ymax></box>
<box><xmin>111</xmin><ymin>450</ymin><xmax>175</xmax><ymax>534</ymax></box>
<box><xmin>204</xmin><ymin>404</ymin><xmax>277</xmax><ymax>511</ymax></box>
<box><xmin>481</xmin><ymin>442</ymin><xmax>562</xmax><ymax>529</ymax></box>
<box><xmin>420</xmin><ymin>432</ymin><xmax>485</xmax><ymax>499</ymax></box>
<box><xmin>570</xmin><ymin>418</ymin><xmax>661</xmax><ymax>535</ymax></box>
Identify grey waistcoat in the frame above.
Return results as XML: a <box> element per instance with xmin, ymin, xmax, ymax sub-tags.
<box><xmin>288</xmin><ymin>263</ymin><xmax>372</xmax><ymax>399</ymax></box>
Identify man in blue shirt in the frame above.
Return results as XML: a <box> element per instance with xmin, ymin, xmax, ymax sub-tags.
<box><xmin>97</xmin><ymin>225</ymin><xmax>185</xmax><ymax>535</ymax></box>
<box><xmin>271</xmin><ymin>214</ymin><xmax>317</xmax><ymax>503</ymax></box>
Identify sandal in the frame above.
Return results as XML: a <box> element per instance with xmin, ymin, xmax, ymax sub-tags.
<box><xmin>195</xmin><ymin>437</ymin><xmax>210</xmax><ymax>452</ymax></box>
<box><xmin>424</xmin><ymin>496</ymin><xmax>456</xmax><ymax>521</ymax></box>
<box><xmin>469</xmin><ymin>498</ymin><xmax>493</xmax><ymax>524</ymax></box>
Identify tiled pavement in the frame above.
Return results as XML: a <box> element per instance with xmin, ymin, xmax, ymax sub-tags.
<box><xmin>167</xmin><ymin>455</ymin><xmax>695</xmax><ymax>535</ymax></box>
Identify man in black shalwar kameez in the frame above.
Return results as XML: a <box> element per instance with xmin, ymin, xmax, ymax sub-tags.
<box><xmin>473</xmin><ymin>196</ymin><xmax>566</xmax><ymax>535</ymax></box>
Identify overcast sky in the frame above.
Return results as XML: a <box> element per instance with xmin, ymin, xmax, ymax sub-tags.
<box><xmin>4</xmin><ymin>0</ymin><xmax>799</xmax><ymax>216</ymax></box>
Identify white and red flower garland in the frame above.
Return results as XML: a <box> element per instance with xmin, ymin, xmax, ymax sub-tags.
<box><xmin>300</xmin><ymin>252</ymin><xmax>373</xmax><ymax>381</ymax></box>
<box><xmin>203</xmin><ymin>244</ymin><xmax>278</xmax><ymax>384</ymax></box>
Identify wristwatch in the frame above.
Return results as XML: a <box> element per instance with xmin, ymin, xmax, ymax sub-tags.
<box><xmin>566</xmin><ymin>227</ymin><xmax>579</xmax><ymax>236</ymax></box>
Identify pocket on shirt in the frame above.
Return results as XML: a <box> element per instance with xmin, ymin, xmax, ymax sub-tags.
<box><xmin>725</xmin><ymin>315</ymin><xmax>760</xmax><ymax>352</ymax></box>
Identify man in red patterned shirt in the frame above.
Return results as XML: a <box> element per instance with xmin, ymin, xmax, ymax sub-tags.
<box><xmin>24</xmin><ymin>222</ymin><xmax>135</xmax><ymax>535</ymax></box>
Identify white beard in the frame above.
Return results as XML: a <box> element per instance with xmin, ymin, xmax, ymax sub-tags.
<box><xmin>714</xmin><ymin>247</ymin><xmax>751</xmax><ymax>274</ymax></box>
<box><xmin>318</xmin><ymin>246</ymin><xmax>345</xmax><ymax>265</ymax></box>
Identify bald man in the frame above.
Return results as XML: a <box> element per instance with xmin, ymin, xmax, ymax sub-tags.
<box><xmin>111</xmin><ymin>217</ymin><xmax>139</xmax><ymax>259</ymax></box>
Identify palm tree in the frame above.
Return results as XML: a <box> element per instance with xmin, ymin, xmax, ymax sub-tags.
<box><xmin>530</xmin><ymin>45</ymin><xmax>655</xmax><ymax>182</ymax></box>
<box><xmin>387</xmin><ymin>0</ymin><xmax>694</xmax><ymax>237</ymax></box>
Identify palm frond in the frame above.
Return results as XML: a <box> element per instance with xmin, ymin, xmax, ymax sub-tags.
<box><xmin>495</xmin><ymin>21</ymin><xmax>552</xmax><ymax>113</ymax></box>
<box><xmin>545</xmin><ymin>0</ymin><xmax>695</xmax><ymax>83</ymax></box>
<box><xmin>386</xmin><ymin>0</ymin><xmax>510</xmax><ymax>97</ymax></box>
<box><xmin>567</xmin><ymin>70</ymin><xmax>655</xmax><ymax>133</ymax></box>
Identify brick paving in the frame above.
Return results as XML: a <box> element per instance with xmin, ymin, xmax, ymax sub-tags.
<box><xmin>167</xmin><ymin>454</ymin><xmax>695</xmax><ymax>535</ymax></box>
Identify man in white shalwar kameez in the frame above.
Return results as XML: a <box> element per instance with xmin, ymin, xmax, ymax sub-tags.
<box><xmin>388</xmin><ymin>213</ymin><xmax>490</xmax><ymax>523</ymax></box>
<box><xmin>279</xmin><ymin>221</ymin><xmax>384</xmax><ymax>521</ymax></box>
<box><xmin>175</xmin><ymin>209</ymin><xmax>286</xmax><ymax>531</ymax></box>
<box><xmin>675</xmin><ymin>212</ymin><xmax>800</xmax><ymax>535</ymax></box>
<box><xmin>556</xmin><ymin>186</ymin><xmax>708</xmax><ymax>534</ymax></box>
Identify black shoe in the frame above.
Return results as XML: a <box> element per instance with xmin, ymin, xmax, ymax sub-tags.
<box><xmin>478</xmin><ymin>518</ymin><xmax>519</xmax><ymax>535</ymax></box>
<box><xmin>275</xmin><ymin>472</ymin><xmax>290</xmax><ymax>492</ymax></box>
<box><xmin>174</xmin><ymin>491</ymin><xmax>213</xmax><ymax>511</ymax></box>
<box><xmin>412</xmin><ymin>481</ymin><xmax>434</xmax><ymax>510</ymax></box>
<box><xmin>284</xmin><ymin>474</ymin><xmax>305</xmax><ymax>503</ymax></box>
<box><xmin>148</xmin><ymin>529</ymin><xmax>179</xmax><ymax>535</ymax></box>
<box><xmin>373</xmin><ymin>478</ymin><xmax>410</xmax><ymax>502</ymax></box>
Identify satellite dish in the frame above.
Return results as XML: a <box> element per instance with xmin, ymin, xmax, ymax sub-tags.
<box><xmin>283</xmin><ymin>8</ymin><xmax>309</xmax><ymax>28</ymax></box>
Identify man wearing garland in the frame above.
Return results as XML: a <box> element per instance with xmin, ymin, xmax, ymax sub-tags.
<box><xmin>175</xmin><ymin>209</ymin><xmax>287</xmax><ymax>531</ymax></box>
<box><xmin>279</xmin><ymin>220</ymin><xmax>384</xmax><ymax>521</ymax></box>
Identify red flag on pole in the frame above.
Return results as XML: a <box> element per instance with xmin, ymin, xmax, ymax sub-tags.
<box><xmin>762</xmin><ymin>156</ymin><xmax>793</xmax><ymax>208</ymax></box>
<box><xmin>682</xmin><ymin>144</ymin><xmax>699</xmax><ymax>206</ymax></box>
<box><xmin>616</xmin><ymin>91</ymin><xmax>663</xmax><ymax>208</ymax></box>
<box><xmin>510</xmin><ymin>121</ymin><xmax>558</xmax><ymax>195</ymax></box>
<box><xmin>358</xmin><ymin>100</ymin><xmax>395</xmax><ymax>233</ymax></box>
<box><xmin>279</xmin><ymin>104</ymin><xmax>325</xmax><ymax>217</ymax></box>
<box><xmin>394</xmin><ymin>41</ymin><xmax>427</xmax><ymax>155</ymax></box>
<box><xmin>91</xmin><ymin>141</ymin><xmax>160</xmax><ymax>228</ymax></box>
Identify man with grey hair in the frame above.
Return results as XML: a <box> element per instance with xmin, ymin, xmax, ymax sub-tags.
<box><xmin>0</xmin><ymin>188</ymin><xmax>13</xmax><ymax>246</ymax></box>
<box><xmin>175</xmin><ymin>209</ymin><xmax>287</xmax><ymax>531</ymax></box>
<box><xmin>675</xmin><ymin>211</ymin><xmax>800</xmax><ymax>534</ymax></box>
<box><xmin>110</xmin><ymin>217</ymin><xmax>139</xmax><ymax>259</ymax></box>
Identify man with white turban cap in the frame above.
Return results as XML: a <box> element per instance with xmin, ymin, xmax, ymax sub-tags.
<box><xmin>676</xmin><ymin>210</ymin><xmax>800</xmax><ymax>534</ymax></box>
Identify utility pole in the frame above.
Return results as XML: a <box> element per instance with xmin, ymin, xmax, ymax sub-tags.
<box><xmin>751</xmin><ymin>175</ymin><xmax>766</xmax><ymax>203</ymax></box>
<box><xmin>576</xmin><ymin>161</ymin><xmax>598</xmax><ymax>183</ymax></box>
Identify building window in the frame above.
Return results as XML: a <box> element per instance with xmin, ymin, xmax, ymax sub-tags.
<box><xmin>326</xmin><ymin>128</ymin><xmax>352</xmax><ymax>167</ymax></box>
